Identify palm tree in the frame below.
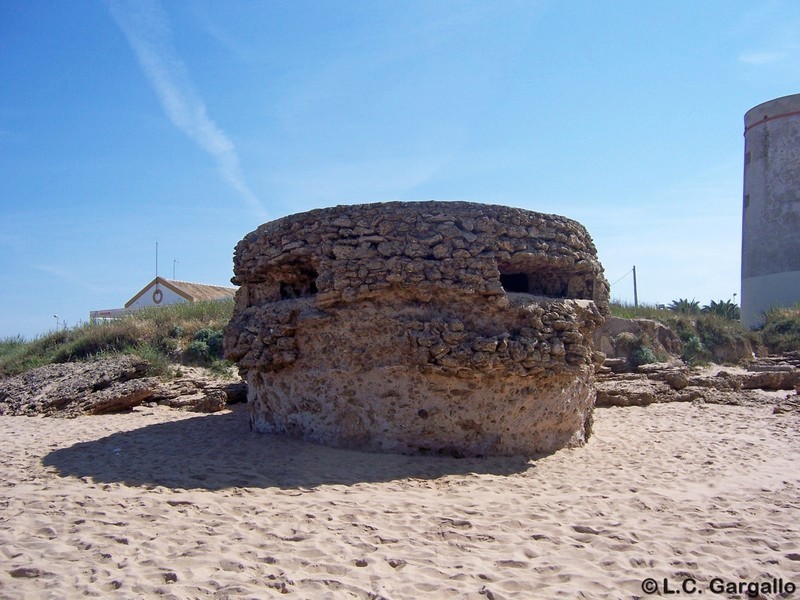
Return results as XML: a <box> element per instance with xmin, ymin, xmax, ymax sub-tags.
<box><xmin>668</xmin><ymin>298</ymin><xmax>701</xmax><ymax>315</ymax></box>
<box><xmin>702</xmin><ymin>300</ymin><xmax>740</xmax><ymax>320</ymax></box>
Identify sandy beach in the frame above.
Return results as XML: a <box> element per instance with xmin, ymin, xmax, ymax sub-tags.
<box><xmin>1</xmin><ymin>401</ymin><xmax>798</xmax><ymax>599</ymax></box>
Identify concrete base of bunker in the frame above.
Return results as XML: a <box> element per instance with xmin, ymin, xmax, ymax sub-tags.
<box><xmin>241</xmin><ymin>296</ymin><xmax>600</xmax><ymax>456</ymax></box>
<box><xmin>224</xmin><ymin>201</ymin><xmax>609</xmax><ymax>457</ymax></box>
<box><xmin>247</xmin><ymin>368</ymin><xmax>595</xmax><ymax>457</ymax></box>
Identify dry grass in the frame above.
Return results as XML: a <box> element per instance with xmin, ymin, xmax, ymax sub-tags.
<box><xmin>0</xmin><ymin>300</ymin><xmax>234</xmax><ymax>378</ymax></box>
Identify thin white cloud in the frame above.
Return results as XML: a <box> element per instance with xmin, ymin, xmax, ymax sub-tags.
<box><xmin>188</xmin><ymin>1</ymin><xmax>253</xmax><ymax>62</ymax></box>
<box><xmin>106</xmin><ymin>0</ymin><xmax>268</xmax><ymax>221</ymax></box>
<box><xmin>738</xmin><ymin>50</ymin><xmax>790</xmax><ymax>65</ymax></box>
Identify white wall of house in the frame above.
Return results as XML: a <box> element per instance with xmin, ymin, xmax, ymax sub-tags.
<box><xmin>127</xmin><ymin>283</ymin><xmax>188</xmax><ymax>310</ymax></box>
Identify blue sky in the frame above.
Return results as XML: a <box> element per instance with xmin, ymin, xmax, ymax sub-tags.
<box><xmin>2</xmin><ymin>0</ymin><xmax>799</xmax><ymax>338</ymax></box>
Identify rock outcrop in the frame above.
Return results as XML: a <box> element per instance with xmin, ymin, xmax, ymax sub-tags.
<box><xmin>593</xmin><ymin>317</ymin><xmax>683</xmax><ymax>368</ymax></box>
<box><xmin>225</xmin><ymin>201</ymin><xmax>609</xmax><ymax>456</ymax></box>
<box><xmin>0</xmin><ymin>356</ymin><xmax>246</xmax><ymax>417</ymax></box>
<box><xmin>595</xmin><ymin>357</ymin><xmax>800</xmax><ymax>411</ymax></box>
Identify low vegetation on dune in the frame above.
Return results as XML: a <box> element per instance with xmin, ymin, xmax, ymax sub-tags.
<box><xmin>760</xmin><ymin>305</ymin><xmax>800</xmax><ymax>354</ymax></box>
<box><xmin>0</xmin><ymin>300</ymin><xmax>235</xmax><ymax>379</ymax></box>
<box><xmin>609</xmin><ymin>300</ymin><xmax>799</xmax><ymax>364</ymax></box>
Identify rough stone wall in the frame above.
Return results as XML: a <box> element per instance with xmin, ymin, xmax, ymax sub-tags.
<box><xmin>225</xmin><ymin>201</ymin><xmax>609</xmax><ymax>456</ymax></box>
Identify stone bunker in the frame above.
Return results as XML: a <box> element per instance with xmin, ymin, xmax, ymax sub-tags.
<box><xmin>224</xmin><ymin>201</ymin><xmax>609</xmax><ymax>456</ymax></box>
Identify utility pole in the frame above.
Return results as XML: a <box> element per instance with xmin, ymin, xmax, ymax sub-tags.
<box><xmin>632</xmin><ymin>265</ymin><xmax>638</xmax><ymax>308</ymax></box>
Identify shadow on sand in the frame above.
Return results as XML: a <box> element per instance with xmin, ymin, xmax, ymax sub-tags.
<box><xmin>42</xmin><ymin>405</ymin><xmax>533</xmax><ymax>491</ymax></box>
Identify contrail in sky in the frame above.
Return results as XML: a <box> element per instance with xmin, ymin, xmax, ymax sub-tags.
<box><xmin>106</xmin><ymin>0</ymin><xmax>268</xmax><ymax>220</ymax></box>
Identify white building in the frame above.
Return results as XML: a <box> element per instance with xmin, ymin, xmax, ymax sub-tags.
<box><xmin>90</xmin><ymin>277</ymin><xmax>237</xmax><ymax>322</ymax></box>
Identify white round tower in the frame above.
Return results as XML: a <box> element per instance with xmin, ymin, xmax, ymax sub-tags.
<box><xmin>741</xmin><ymin>93</ymin><xmax>800</xmax><ymax>328</ymax></box>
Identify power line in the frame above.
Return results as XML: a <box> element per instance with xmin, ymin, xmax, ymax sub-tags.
<box><xmin>611</xmin><ymin>268</ymin><xmax>633</xmax><ymax>287</ymax></box>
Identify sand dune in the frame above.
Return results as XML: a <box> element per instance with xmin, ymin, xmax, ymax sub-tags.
<box><xmin>1</xmin><ymin>402</ymin><xmax>798</xmax><ymax>599</ymax></box>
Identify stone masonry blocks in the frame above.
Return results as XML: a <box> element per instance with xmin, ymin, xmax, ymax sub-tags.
<box><xmin>224</xmin><ymin>201</ymin><xmax>609</xmax><ymax>456</ymax></box>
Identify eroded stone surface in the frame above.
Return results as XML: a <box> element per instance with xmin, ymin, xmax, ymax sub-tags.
<box><xmin>224</xmin><ymin>201</ymin><xmax>609</xmax><ymax>456</ymax></box>
<box><xmin>0</xmin><ymin>357</ymin><xmax>246</xmax><ymax>417</ymax></box>
<box><xmin>595</xmin><ymin>359</ymin><xmax>800</xmax><ymax>409</ymax></box>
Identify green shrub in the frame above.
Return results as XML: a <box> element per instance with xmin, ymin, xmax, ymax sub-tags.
<box><xmin>193</xmin><ymin>328</ymin><xmax>224</xmax><ymax>358</ymax></box>
<box><xmin>760</xmin><ymin>305</ymin><xmax>800</xmax><ymax>353</ymax></box>
<box><xmin>186</xmin><ymin>339</ymin><xmax>212</xmax><ymax>362</ymax></box>
<box><xmin>681</xmin><ymin>335</ymin><xmax>709</xmax><ymax>365</ymax></box>
<box><xmin>629</xmin><ymin>333</ymin><xmax>661</xmax><ymax>368</ymax></box>
<box><xmin>184</xmin><ymin>328</ymin><xmax>225</xmax><ymax>365</ymax></box>
<box><xmin>696</xmin><ymin>315</ymin><xmax>736</xmax><ymax>351</ymax></box>
<box><xmin>630</xmin><ymin>344</ymin><xmax>657</xmax><ymax>367</ymax></box>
